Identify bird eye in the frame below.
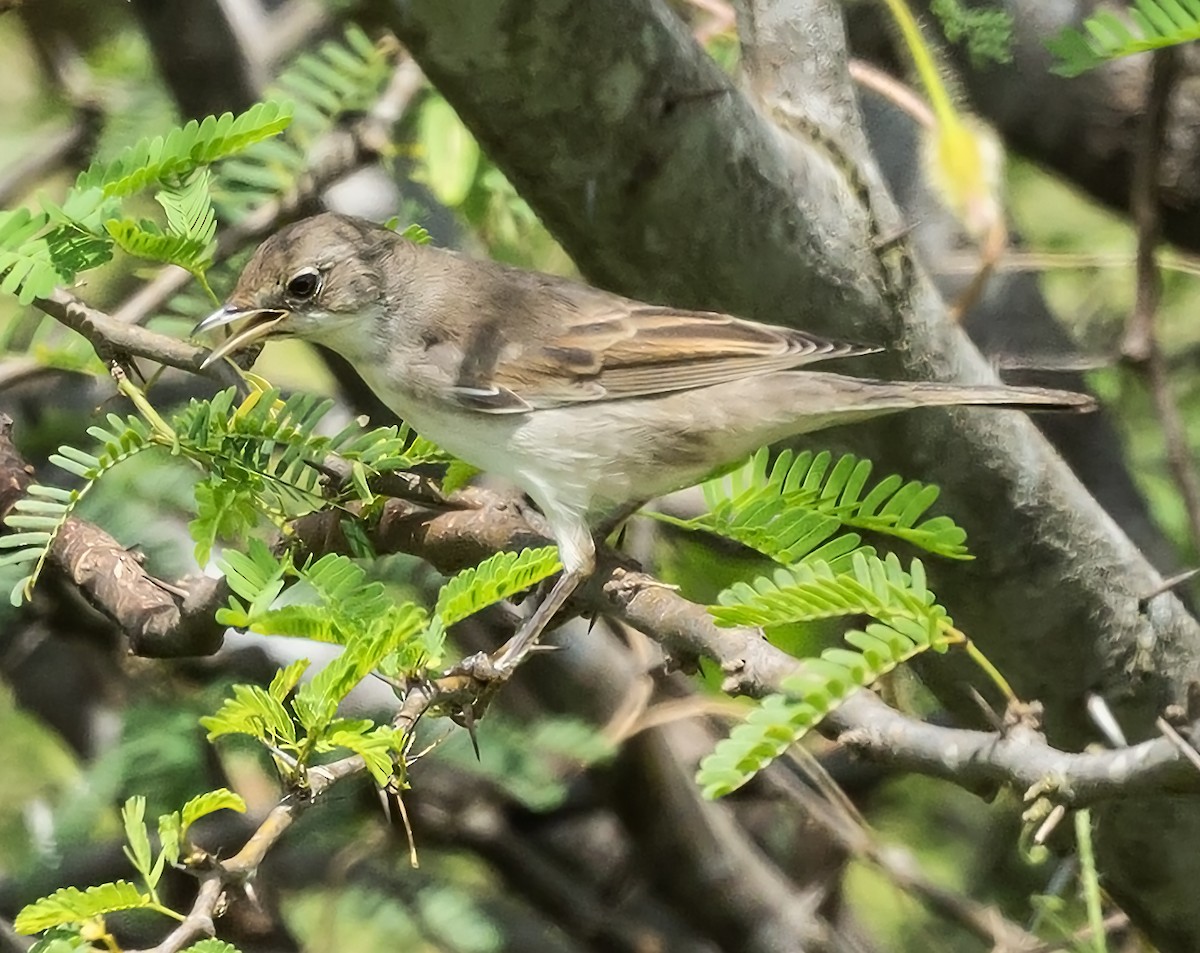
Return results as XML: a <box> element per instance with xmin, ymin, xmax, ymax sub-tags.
<box><xmin>285</xmin><ymin>268</ymin><xmax>322</xmax><ymax>300</ymax></box>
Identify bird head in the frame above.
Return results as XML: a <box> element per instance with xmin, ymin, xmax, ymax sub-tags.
<box><xmin>196</xmin><ymin>212</ymin><xmax>404</xmax><ymax>367</ymax></box>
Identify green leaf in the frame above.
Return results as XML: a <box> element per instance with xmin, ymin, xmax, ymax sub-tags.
<box><xmin>0</xmin><ymin>212</ymin><xmax>112</xmax><ymax>305</ymax></box>
<box><xmin>182</xmin><ymin>941</ymin><xmax>243</xmax><ymax>953</ymax></box>
<box><xmin>1</xmin><ymin>420</ymin><xmax>155</xmax><ymax>603</ymax></box>
<box><xmin>417</xmin><ymin>95</ymin><xmax>481</xmax><ymax>207</ymax></box>
<box><xmin>318</xmin><ymin>723</ymin><xmax>404</xmax><ymax>786</ymax></box>
<box><xmin>105</xmin><ymin>218</ymin><xmax>212</xmax><ymax>273</ymax></box>
<box><xmin>76</xmin><ymin>101</ymin><xmax>293</xmax><ymax>198</ymax></box>
<box><xmin>398</xmin><ymin>222</ymin><xmax>432</xmax><ymax>245</ymax></box>
<box><xmin>190</xmin><ymin>478</ymin><xmax>261</xmax><ymax>565</ymax></box>
<box><xmin>930</xmin><ymin>0</ymin><xmax>1014</xmax><ymax>66</ymax></box>
<box><xmin>270</xmin><ymin>659</ymin><xmax>310</xmax><ymax>700</ymax></box>
<box><xmin>27</xmin><ymin>926</ymin><xmax>91</xmax><ymax>953</ymax></box>
<box><xmin>156</xmin><ymin>167</ymin><xmax>217</xmax><ymax>245</ymax></box>
<box><xmin>180</xmin><ymin>788</ymin><xmax>247</xmax><ymax>837</ymax></box>
<box><xmin>698</xmin><ymin>550</ymin><xmax>964</xmax><ymax>797</ymax></box>
<box><xmin>674</xmin><ymin>448</ymin><xmax>969</xmax><ymax>563</ymax></box>
<box><xmin>202</xmin><ymin>683</ymin><xmax>297</xmax><ymax>746</ymax></box>
<box><xmin>121</xmin><ymin>797</ymin><xmax>154</xmax><ymax>886</ymax></box>
<box><xmin>441</xmin><ymin>459</ymin><xmax>480</xmax><ymax>494</ymax></box>
<box><xmin>697</xmin><ymin>613</ymin><xmax>959</xmax><ymax>798</ymax></box>
<box><xmin>15</xmin><ymin>882</ymin><xmax>149</xmax><ymax>934</ymax></box>
<box><xmin>292</xmin><ymin>605</ymin><xmax>427</xmax><ymax>730</ymax></box>
<box><xmin>1046</xmin><ymin>0</ymin><xmax>1200</xmax><ymax>75</ymax></box>
<box><xmin>218</xmin><ymin>540</ymin><xmax>288</xmax><ymax>606</ymax></box>
<box><xmin>434</xmin><ymin>547</ymin><xmax>561</xmax><ymax>630</ymax></box>
<box><xmin>711</xmin><ymin>554</ymin><xmax>948</xmax><ymax>630</ymax></box>
<box><xmin>236</xmin><ymin>604</ymin><xmax>350</xmax><ymax>643</ymax></box>
<box><xmin>157</xmin><ymin>812</ymin><xmax>182</xmax><ymax>868</ymax></box>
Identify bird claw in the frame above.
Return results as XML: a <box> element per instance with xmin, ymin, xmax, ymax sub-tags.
<box><xmin>445</xmin><ymin>651</ymin><xmax>506</xmax><ymax>684</ymax></box>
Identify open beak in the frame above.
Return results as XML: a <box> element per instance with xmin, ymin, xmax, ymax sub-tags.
<box><xmin>194</xmin><ymin>307</ymin><xmax>290</xmax><ymax>368</ymax></box>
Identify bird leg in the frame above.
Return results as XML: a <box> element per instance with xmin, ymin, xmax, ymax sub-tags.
<box><xmin>442</xmin><ymin>564</ymin><xmax>588</xmax><ymax>689</ymax></box>
<box><xmin>483</xmin><ymin>505</ymin><xmax>645</xmax><ymax>675</ymax></box>
<box><xmin>493</xmin><ymin>567</ymin><xmax>588</xmax><ymax>674</ymax></box>
<box><xmin>446</xmin><ymin>510</ymin><xmax>621</xmax><ymax>689</ymax></box>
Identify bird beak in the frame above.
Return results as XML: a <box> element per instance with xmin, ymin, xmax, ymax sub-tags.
<box><xmin>195</xmin><ymin>306</ymin><xmax>290</xmax><ymax>368</ymax></box>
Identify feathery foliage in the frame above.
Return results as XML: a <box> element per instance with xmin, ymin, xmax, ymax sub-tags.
<box><xmin>212</xmin><ymin>24</ymin><xmax>393</xmax><ymax>220</ymax></box>
<box><xmin>75</xmin><ymin>102</ymin><xmax>293</xmax><ymax>199</ymax></box>
<box><xmin>1047</xmin><ymin>0</ymin><xmax>1200</xmax><ymax>76</ymax></box>
<box><xmin>682</xmin><ymin>449</ymin><xmax>980</xmax><ymax>798</ymax></box>
<box><xmin>15</xmin><ymin>792</ymin><xmax>248</xmax><ymax>940</ymax></box>
<box><xmin>199</xmin><ymin>537</ymin><xmax>567</xmax><ymax>785</ymax></box>
<box><xmin>14</xmin><ymin>883</ymin><xmax>148</xmax><ymax>935</ymax></box>
<box><xmin>0</xmin><ymin>383</ymin><xmax>437</xmax><ymax>601</ymax></box>
<box><xmin>0</xmin><ymin>412</ymin><xmax>157</xmax><ymax>604</ymax></box>
<box><xmin>0</xmin><ymin>102</ymin><xmax>291</xmax><ymax>304</ymax></box>
<box><xmin>659</xmin><ymin>447</ymin><xmax>969</xmax><ymax>564</ymax></box>
<box><xmin>198</xmin><ymin>539</ymin><xmax>566</xmax><ymax>785</ymax></box>
<box><xmin>431</xmin><ymin>546</ymin><xmax>562</xmax><ymax>641</ymax></box>
<box><xmin>929</xmin><ymin>0</ymin><xmax>1013</xmax><ymax>66</ymax></box>
<box><xmin>697</xmin><ymin>553</ymin><xmax>963</xmax><ymax>798</ymax></box>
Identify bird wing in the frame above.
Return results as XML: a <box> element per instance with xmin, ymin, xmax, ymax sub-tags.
<box><xmin>448</xmin><ymin>296</ymin><xmax>880</xmax><ymax>414</ymax></box>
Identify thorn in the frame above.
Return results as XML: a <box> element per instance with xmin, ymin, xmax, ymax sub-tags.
<box><xmin>461</xmin><ymin>705</ymin><xmax>481</xmax><ymax>761</ymax></box>
<box><xmin>1034</xmin><ymin>804</ymin><xmax>1067</xmax><ymax>846</ymax></box>
<box><xmin>873</xmin><ymin>222</ymin><xmax>916</xmax><ymax>251</ymax></box>
<box><xmin>967</xmin><ymin>685</ymin><xmax>1003</xmax><ymax>730</ymax></box>
<box><xmin>370</xmin><ymin>670</ymin><xmax>407</xmax><ymax>694</ymax></box>
<box><xmin>1140</xmin><ymin>567</ymin><xmax>1200</xmax><ymax>607</ymax></box>
<box><xmin>1086</xmin><ymin>692</ymin><xmax>1128</xmax><ymax>747</ymax></box>
<box><xmin>1156</xmin><ymin>716</ymin><xmax>1200</xmax><ymax>774</ymax></box>
<box><xmin>395</xmin><ymin>790</ymin><xmax>420</xmax><ymax>869</ymax></box>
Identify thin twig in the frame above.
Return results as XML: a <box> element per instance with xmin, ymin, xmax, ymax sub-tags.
<box><xmin>1026</xmin><ymin>913</ymin><xmax>1130</xmax><ymax>953</ymax></box>
<box><xmin>1140</xmin><ymin>567</ymin><xmax>1200</xmax><ymax>606</ymax></box>
<box><xmin>764</xmin><ymin>764</ymin><xmax>1042</xmax><ymax>950</ymax></box>
<box><xmin>33</xmin><ymin>288</ymin><xmax>245</xmax><ymax>391</ymax></box>
<box><xmin>939</xmin><ymin>248</ymin><xmax>1200</xmax><ymax>280</ymax></box>
<box><xmin>848</xmin><ymin>58</ymin><xmax>935</xmax><ymax>129</ymax></box>
<box><xmin>1155</xmin><ymin>716</ymin><xmax>1200</xmax><ymax>774</ymax></box>
<box><xmin>1120</xmin><ymin>50</ymin><xmax>1200</xmax><ymax>553</ymax></box>
<box><xmin>125</xmin><ymin>753</ymin><xmax>367</xmax><ymax>953</ymax></box>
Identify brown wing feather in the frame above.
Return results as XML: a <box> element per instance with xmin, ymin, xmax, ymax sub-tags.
<box><xmin>429</xmin><ymin>258</ymin><xmax>880</xmax><ymax>413</ymax></box>
<box><xmin>457</xmin><ymin>301</ymin><xmax>879</xmax><ymax>412</ymax></box>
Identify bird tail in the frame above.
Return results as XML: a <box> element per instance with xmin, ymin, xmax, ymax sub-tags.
<box><xmin>852</xmin><ymin>378</ymin><xmax>1097</xmax><ymax>414</ymax></box>
<box><xmin>766</xmin><ymin>373</ymin><xmax>1097</xmax><ymax>437</ymax></box>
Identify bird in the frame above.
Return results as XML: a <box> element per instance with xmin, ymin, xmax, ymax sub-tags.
<box><xmin>196</xmin><ymin>212</ymin><xmax>1094</xmax><ymax>676</ymax></box>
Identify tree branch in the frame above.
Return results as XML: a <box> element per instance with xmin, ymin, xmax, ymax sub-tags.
<box><xmin>285</xmin><ymin>487</ymin><xmax>1200</xmax><ymax>806</ymax></box>
<box><xmin>0</xmin><ymin>413</ymin><xmax>226</xmax><ymax>657</ymax></box>
<box><xmin>126</xmin><ymin>753</ymin><xmax>366</xmax><ymax>953</ymax></box>
<box><xmin>33</xmin><ymin>289</ymin><xmax>245</xmax><ymax>391</ymax></box>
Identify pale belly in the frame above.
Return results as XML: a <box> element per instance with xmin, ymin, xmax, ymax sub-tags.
<box><xmin>390</xmin><ymin>394</ymin><xmax>664</xmax><ymax>517</ymax></box>
<box><xmin>349</xmin><ymin>359</ymin><xmax>855</xmax><ymax>574</ymax></box>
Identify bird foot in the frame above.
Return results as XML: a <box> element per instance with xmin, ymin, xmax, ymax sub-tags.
<box><xmin>445</xmin><ymin>650</ymin><xmax>509</xmax><ymax>684</ymax></box>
